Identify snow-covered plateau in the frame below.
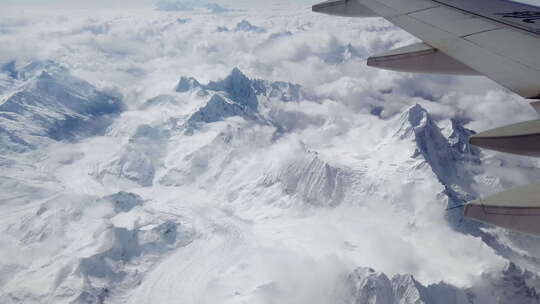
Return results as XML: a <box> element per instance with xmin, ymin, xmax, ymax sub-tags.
<box><xmin>2</xmin><ymin>2</ymin><xmax>540</xmax><ymax>304</ymax></box>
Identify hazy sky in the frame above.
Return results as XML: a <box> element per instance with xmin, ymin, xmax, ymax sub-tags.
<box><xmin>3</xmin><ymin>0</ymin><xmax>539</xmax><ymax>7</ymax></box>
<box><xmin>2</xmin><ymin>0</ymin><xmax>312</xmax><ymax>9</ymax></box>
<box><xmin>1</xmin><ymin>0</ymin><xmax>539</xmax><ymax>15</ymax></box>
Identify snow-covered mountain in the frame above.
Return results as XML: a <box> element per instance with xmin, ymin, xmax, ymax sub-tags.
<box><xmin>344</xmin><ymin>263</ymin><xmax>540</xmax><ymax>304</ymax></box>
<box><xmin>0</xmin><ymin>61</ymin><xmax>123</xmax><ymax>154</ymax></box>
<box><xmin>1</xmin><ymin>61</ymin><xmax>540</xmax><ymax>304</ymax></box>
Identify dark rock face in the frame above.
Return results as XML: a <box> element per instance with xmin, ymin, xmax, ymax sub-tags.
<box><xmin>186</xmin><ymin>94</ymin><xmax>257</xmax><ymax>130</ymax></box>
<box><xmin>1</xmin><ymin>61</ymin><xmax>18</xmax><ymax>79</ymax></box>
<box><xmin>234</xmin><ymin>20</ymin><xmax>266</xmax><ymax>33</ymax></box>
<box><xmin>183</xmin><ymin>68</ymin><xmax>261</xmax><ymax>132</ymax></box>
<box><xmin>176</xmin><ymin>76</ymin><xmax>201</xmax><ymax>93</ymax></box>
<box><xmin>205</xmin><ymin>68</ymin><xmax>259</xmax><ymax>111</ymax></box>
<box><xmin>0</xmin><ymin>62</ymin><xmax>124</xmax><ymax>153</ymax></box>
<box><xmin>102</xmin><ymin>192</ymin><xmax>144</xmax><ymax>213</ymax></box>
<box><xmin>252</xmin><ymin>79</ymin><xmax>302</xmax><ymax>103</ymax></box>
<box><xmin>391</xmin><ymin>104</ymin><xmax>483</xmax><ymax>234</ymax></box>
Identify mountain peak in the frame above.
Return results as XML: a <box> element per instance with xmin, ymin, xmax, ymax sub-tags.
<box><xmin>389</xmin><ymin>104</ymin><xmax>480</xmax><ymax>201</ymax></box>
<box><xmin>185</xmin><ymin>93</ymin><xmax>260</xmax><ymax>134</ymax></box>
<box><xmin>234</xmin><ymin>20</ymin><xmax>266</xmax><ymax>33</ymax></box>
<box><xmin>230</xmin><ymin>67</ymin><xmax>245</xmax><ymax>79</ymax></box>
<box><xmin>393</xmin><ymin>104</ymin><xmax>480</xmax><ymax>166</ymax></box>
<box><xmin>407</xmin><ymin>103</ymin><xmax>429</xmax><ymax>128</ymax></box>
<box><xmin>1</xmin><ymin>61</ymin><xmax>18</xmax><ymax>79</ymax></box>
<box><xmin>36</xmin><ymin>70</ymin><xmax>54</xmax><ymax>83</ymax></box>
<box><xmin>446</xmin><ymin>119</ymin><xmax>480</xmax><ymax>158</ymax></box>
<box><xmin>205</xmin><ymin>68</ymin><xmax>258</xmax><ymax>111</ymax></box>
<box><xmin>346</xmin><ymin>267</ymin><xmax>471</xmax><ymax>304</ymax></box>
<box><xmin>17</xmin><ymin>60</ymin><xmax>68</xmax><ymax>81</ymax></box>
<box><xmin>346</xmin><ymin>267</ymin><xmax>395</xmax><ymax>304</ymax></box>
<box><xmin>391</xmin><ymin>104</ymin><xmax>432</xmax><ymax>140</ymax></box>
<box><xmin>223</xmin><ymin>67</ymin><xmax>250</xmax><ymax>89</ymax></box>
<box><xmin>176</xmin><ymin>76</ymin><xmax>201</xmax><ymax>92</ymax></box>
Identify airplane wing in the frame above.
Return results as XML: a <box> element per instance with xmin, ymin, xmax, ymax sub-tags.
<box><xmin>313</xmin><ymin>0</ymin><xmax>540</xmax><ymax>236</ymax></box>
<box><xmin>313</xmin><ymin>0</ymin><xmax>540</xmax><ymax>99</ymax></box>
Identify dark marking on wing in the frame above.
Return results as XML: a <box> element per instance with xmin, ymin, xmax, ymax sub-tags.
<box><xmin>495</xmin><ymin>11</ymin><xmax>540</xmax><ymax>24</ymax></box>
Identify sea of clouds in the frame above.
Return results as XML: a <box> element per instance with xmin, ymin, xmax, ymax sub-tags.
<box><xmin>1</xmin><ymin>0</ymin><xmax>537</xmax><ymax>131</ymax></box>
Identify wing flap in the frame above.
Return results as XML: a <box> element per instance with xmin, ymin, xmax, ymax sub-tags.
<box><xmin>465</xmin><ymin>184</ymin><xmax>540</xmax><ymax>236</ymax></box>
<box><xmin>312</xmin><ymin>0</ymin><xmax>378</xmax><ymax>17</ymax></box>
<box><xmin>469</xmin><ymin>119</ymin><xmax>540</xmax><ymax>157</ymax></box>
<box><xmin>387</xmin><ymin>12</ymin><xmax>540</xmax><ymax>98</ymax></box>
<box><xmin>367</xmin><ymin>42</ymin><xmax>479</xmax><ymax>75</ymax></box>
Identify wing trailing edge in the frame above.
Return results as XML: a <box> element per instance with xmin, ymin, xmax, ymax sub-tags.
<box><xmin>367</xmin><ymin>43</ymin><xmax>480</xmax><ymax>75</ymax></box>
<box><xmin>469</xmin><ymin>119</ymin><xmax>540</xmax><ymax>157</ymax></box>
<box><xmin>465</xmin><ymin>185</ymin><xmax>540</xmax><ymax>236</ymax></box>
<box><xmin>312</xmin><ymin>0</ymin><xmax>377</xmax><ymax>17</ymax></box>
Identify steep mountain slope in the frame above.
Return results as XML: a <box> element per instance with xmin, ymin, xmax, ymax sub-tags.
<box><xmin>0</xmin><ymin>61</ymin><xmax>124</xmax><ymax>154</ymax></box>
